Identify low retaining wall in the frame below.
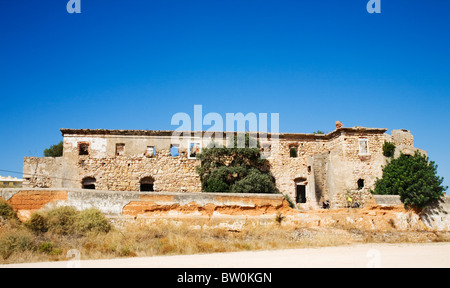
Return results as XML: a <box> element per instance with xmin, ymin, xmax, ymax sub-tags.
<box><xmin>373</xmin><ymin>195</ymin><xmax>403</xmax><ymax>206</ymax></box>
<box><xmin>3</xmin><ymin>189</ymin><xmax>450</xmax><ymax>231</ymax></box>
<box><xmin>0</xmin><ymin>188</ymin><xmax>290</xmax><ymax>220</ymax></box>
<box><xmin>374</xmin><ymin>194</ymin><xmax>450</xmax><ymax>230</ymax></box>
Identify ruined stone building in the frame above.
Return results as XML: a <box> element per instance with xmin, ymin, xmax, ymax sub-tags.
<box><xmin>23</xmin><ymin>122</ymin><xmax>424</xmax><ymax>208</ymax></box>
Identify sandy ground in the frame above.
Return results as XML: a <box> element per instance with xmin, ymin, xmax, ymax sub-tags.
<box><xmin>2</xmin><ymin>242</ymin><xmax>450</xmax><ymax>268</ymax></box>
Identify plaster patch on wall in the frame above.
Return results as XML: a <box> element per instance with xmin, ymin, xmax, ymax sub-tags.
<box><xmin>65</xmin><ymin>136</ymin><xmax>107</xmax><ymax>157</ymax></box>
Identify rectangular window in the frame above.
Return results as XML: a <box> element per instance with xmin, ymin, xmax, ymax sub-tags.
<box><xmin>170</xmin><ymin>144</ymin><xmax>179</xmax><ymax>157</ymax></box>
<box><xmin>358</xmin><ymin>139</ymin><xmax>369</xmax><ymax>155</ymax></box>
<box><xmin>116</xmin><ymin>143</ymin><xmax>125</xmax><ymax>156</ymax></box>
<box><xmin>289</xmin><ymin>144</ymin><xmax>298</xmax><ymax>158</ymax></box>
<box><xmin>146</xmin><ymin>146</ymin><xmax>155</xmax><ymax>157</ymax></box>
<box><xmin>188</xmin><ymin>141</ymin><xmax>201</xmax><ymax>159</ymax></box>
<box><xmin>79</xmin><ymin>143</ymin><xmax>89</xmax><ymax>156</ymax></box>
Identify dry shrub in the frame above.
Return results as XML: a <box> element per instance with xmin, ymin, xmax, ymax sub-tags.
<box><xmin>0</xmin><ymin>229</ymin><xmax>34</xmax><ymax>260</ymax></box>
<box><xmin>0</xmin><ymin>199</ymin><xmax>18</xmax><ymax>221</ymax></box>
<box><xmin>76</xmin><ymin>208</ymin><xmax>111</xmax><ymax>234</ymax></box>
<box><xmin>25</xmin><ymin>206</ymin><xmax>111</xmax><ymax>236</ymax></box>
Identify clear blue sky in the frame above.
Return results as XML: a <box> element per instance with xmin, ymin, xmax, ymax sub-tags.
<box><xmin>0</xmin><ymin>0</ymin><xmax>449</xmax><ymax>189</ymax></box>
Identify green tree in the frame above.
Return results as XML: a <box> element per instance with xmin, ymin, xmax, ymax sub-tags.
<box><xmin>44</xmin><ymin>141</ymin><xmax>63</xmax><ymax>157</ymax></box>
<box><xmin>372</xmin><ymin>151</ymin><xmax>447</xmax><ymax>209</ymax></box>
<box><xmin>196</xmin><ymin>134</ymin><xmax>278</xmax><ymax>194</ymax></box>
<box><xmin>231</xmin><ymin>169</ymin><xmax>278</xmax><ymax>194</ymax></box>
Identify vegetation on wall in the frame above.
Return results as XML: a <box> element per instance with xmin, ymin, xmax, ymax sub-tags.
<box><xmin>196</xmin><ymin>134</ymin><xmax>278</xmax><ymax>194</ymax></box>
<box><xmin>382</xmin><ymin>141</ymin><xmax>396</xmax><ymax>158</ymax></box>
<box><xmin>372</xmin><ymin>151</ymin><xmax>447</xmax><ymax>209</ymax></box>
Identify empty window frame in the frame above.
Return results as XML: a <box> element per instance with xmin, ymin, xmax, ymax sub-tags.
<box><xmin>170</xmin><ymin>144</ymin><xmax>179</xmax><ymax>157</ymax></box>
<box><xmin>78</xmin><ymin>143</ymin><xmax>89</xmax><ymax>156</ymax></box>
<box><xmin>146</xmin><ymin>146</ymin><xmax>155</xmax><ymax>158</ymax></box>
<box><xmin>188</xmin><ymin>141</ymin><xmax>201</xmax><ymax>159</ymax></box>
<box><xmin>116</xmin><ymin>143</ymin><xmax>125</xmax><ymax>156</ymax></box>
<box><xmin>358</xmin><ymin>139</ymin><xmax>369</xmax><ymax>155</ymax></box>
<box><xmin>289</xmin><ymin>144</ymin><xmax>298</xmax><ymax>158</ymax></box>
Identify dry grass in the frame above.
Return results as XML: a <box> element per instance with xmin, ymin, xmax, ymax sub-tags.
<box><xmin>1</xmin><ymin>214</ymin><xmax>450</xmax><ymax>265</ymax></box>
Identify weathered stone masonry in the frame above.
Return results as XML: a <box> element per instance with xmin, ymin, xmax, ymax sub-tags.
<box><xmin>23</xmin><ymin>123</ymin><xmax>425</xmax><ymax>208</ymax></box>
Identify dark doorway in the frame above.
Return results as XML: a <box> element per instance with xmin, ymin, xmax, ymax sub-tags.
<box><xmin>296</xmin><ymin>185</ymin><xmax>306</xmax><ymax>203</ymax></box>
<box><xmin>140</xmin><ymin>177</ymin><xmax>155</xmax><ymax>192</ymax></box>
<box><xmin>82</xmin><ymin>177</ymin><xmax>96</xmax><ymax>190</ymax></box>
<box><xmin>357</xmin><ymin>179</ymin><xmax>365</xmax><ymax>190</ymax></box>
<box><xmin>140</xmin><ymin>183</ymin><xmax>154</xmax><ymax>192</ymax></box>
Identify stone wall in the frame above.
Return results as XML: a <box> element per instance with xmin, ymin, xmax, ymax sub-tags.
<box><xmin>22</xmin><ymin>126</ymin><xmax>423</xmax><ymax>209</ymax></box>
<box><xmin>23</xmin><ymin>157</ymin><xmax>64</xmax><ymax>188</ymax></box>
<box><xmin>74</xmin><ymin>151</ymin><xmax>201</xmax><ymax>192</ymax></box>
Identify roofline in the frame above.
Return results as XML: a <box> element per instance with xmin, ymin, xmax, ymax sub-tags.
<box><xmin>60</xmin><ymin>127</ymin><xmax>388</xmax><ymax>140</ymax></box>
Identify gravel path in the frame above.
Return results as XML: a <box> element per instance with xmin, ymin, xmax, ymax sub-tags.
<box><xmin>2</xmin><ymin>243</ymin><xmax>450</xmax><ymax>268</ymax></box>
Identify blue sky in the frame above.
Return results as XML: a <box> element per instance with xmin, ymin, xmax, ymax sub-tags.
<box><xmin>0</xmin><ymin>0</ymin><xmax>449</xmax><ymax>189</ymax></box>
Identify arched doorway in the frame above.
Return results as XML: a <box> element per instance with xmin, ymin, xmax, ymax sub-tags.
<box><xmin>140</xmin><ymin>176</ymin><xmax>154</xmax><ymax>192</ymax></box>
<box><xmin>82</xmin><ymin>177</ymin><xmax>96</xmax><ymax>190</ymax></box>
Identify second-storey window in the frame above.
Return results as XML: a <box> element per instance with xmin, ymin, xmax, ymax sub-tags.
<box><xmin>358</xmin><ymin>139</ymin><xmax>369</xmax><ymax>155</ymax></box>
<box><xmin>170</xmin><ymin>144</ymin><xmax>179</xmax><ymax>157</ymax></box>
<box><xmin>116</xmin><ymin>143</ymin><xmax>125</xmax><ymax>156</ymax></box>
<box><xmin>79</xmin><ymin>143</ymin><xmax>89</xmax><ymax>156</ymax></box>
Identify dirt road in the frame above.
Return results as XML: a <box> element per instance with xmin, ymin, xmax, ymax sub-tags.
<box><xmin>2</xmin><ymin>243</ymin><xmax>450</xmax><ymax>268</ymax></box>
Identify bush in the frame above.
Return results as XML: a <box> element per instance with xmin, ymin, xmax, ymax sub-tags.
<box><xmin>75</xmin><ymin>208</ymin><xmax>111</xmax><ymax>234</ymax></box>
<box><xmin>372</xmin><ymin>151</ymin><xmax>447</xmax><ymax>209</ymax></box>
<box><xmin>0</xmin><ymin>230</ymin><xmax>34</xmax><ymax>259</ymax></box>
<box><xmin>25</xmin><ymin>212</ymin><xmax>48</xmax><ymax>234</ymax></box>
<box><xmin>25</xmin><ymin>207</ymin><xmax>111</xmax><ymax>236</ymax></box>
<box><xmin>0</xmin><ymin>200</ymin><xmax>18</xmax><ymax>221</ymax></box>
<box><xmin>46</xmin><ymin>206</ymin><xmax>78</xmax><ymax>235</ymax></box>
<box><xmin>38</xmin><ymin>242</ymin><xmax>54</xmax><ymax>254</ymax></box>
<box><xmin>383</xmin><ymin>141</ymin><xmax>396</xmax><ymax>158</ymax></box>
<box><xmin>231</xmin><ymin>169</ymin><xmax>278</xmax><ymax>194</ymax></box>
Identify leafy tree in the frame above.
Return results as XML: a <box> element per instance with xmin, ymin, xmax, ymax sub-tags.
<box><xmin>44</xmin><ymin>141</ymin><xmax>63</xmax><ymax>157</ymax></box>
<box><xmin>372</xmin><ymin>151</ymin><xmax>447</xmax><ymax>209</ymax></box>
<box><xmin>196</xmin><ymin>134</ymin><xmax>278</xmax><ymax>194</ymax></box>
<box><xmin>231</xmin><ymin>169</ymin><xmax>278</xmax><ymax>194</ymax></box>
